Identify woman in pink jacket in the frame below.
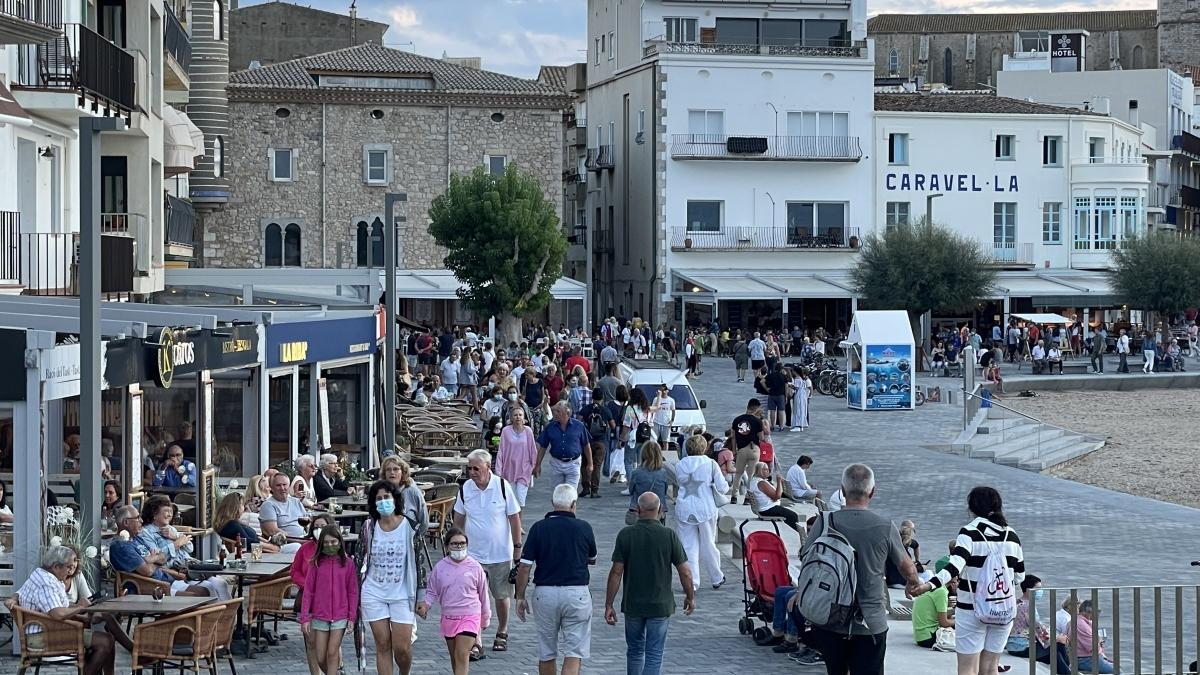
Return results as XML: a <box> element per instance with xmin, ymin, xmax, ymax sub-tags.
<box><xmin>299</xmin><ymin>525</ymin><xmax>359</xmax><ymax>675</ymax></box>
<box><xmin>417</xmin><ymin>528</ymin><xmax>491</xmax><ymax>674</ymax></box>
<box><xmin>494</xmin><ymin>407</ymin><xmax>537</xmax><ymax>506</ymax></box>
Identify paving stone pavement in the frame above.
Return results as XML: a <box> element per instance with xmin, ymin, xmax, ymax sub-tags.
<box><xmin>38</xmin><ymin>356</ymin><xmax>1200</xmax><ymax>674</ymax></box>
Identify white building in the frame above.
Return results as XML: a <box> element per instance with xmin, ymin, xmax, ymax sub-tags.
<box><xmin>586</xmin><ymin>0</ymin><xmax>873</xmax><ymax>333</ymax></box>
<box><xmin>996</xmin><ymin>67</ymin><xmax>1196</xmax><ymax>233</ymax></box>
<box><xmin>874</xmin><ymin>92</ymin><xmax>1148</xmax><ymax>323</ymax></box>
<box><xmin>0</xmin><ymin>0</ymin><xmax>202</xmax><ymax>297</ymax></box>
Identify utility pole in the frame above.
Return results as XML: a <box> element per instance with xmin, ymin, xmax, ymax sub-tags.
<box><xmin>382</xmin><ymin>192</ymin><xmax>407</xmax><ymax>455</ymax></box>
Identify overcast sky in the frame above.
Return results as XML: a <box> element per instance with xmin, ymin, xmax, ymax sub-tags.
<box><xmin>241</xmin><ymin>0</ymin><xmax>1156</xmax><ymax>78</ymax></box>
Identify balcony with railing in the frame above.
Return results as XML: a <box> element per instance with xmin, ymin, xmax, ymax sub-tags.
<box><xmin>670</xmin><ymin>225</ymin><xmax>861</xmax><ymax>251</ymax></box>
<box><xmin>990</xmin><ymin>242</ymin><xmax>1035</xmax><ymax>266</ymax></box>
<box><xmin>585</xmin><ymin>145</ymin><xmax>614</xmax><ymax>172</ymax></box>
<box><xmin>1070</xmin><ymin>156</ymin><xmax>1149</xmax><ymax>186</ymax></box>
<box><xmin>0</xmin><ymin>231</ymin><xmax>135</xmax><ymax>295</ymax></box>
<box><xmin>164</xmin><ymin>195</ymin><xmax>196</xmax><ymax>253</ymax></box>
<box><xmin>594</xmin><ymin>227</ymin><xmax>614</xmax><ymax>254</ymax></box>
<box><xmin>0</xmin><ymin>0</ymin><xmax>60</xmax><ymax>44</ymax></box>
<box><xmin>13</xmin><ymin>23</ymin><xmax>135</xmax><ymax>118</ymax></box>
<box><xmin>644</xmin><ymin>39</ymin><xmax>867</xmax><ymax>59</ymax></box>
<box><xmin>1173</xmin><ymin>184</ymin><xmax>1200</xmax><ymax>210</ymax></box>
<box><xmin>1173</xmin><ymin>130</ymin><xmax>1200</xmax><ymax>158</ymax></box>
<box><xmin>163</xmin><ymin>3</ymin><xmax>190</xmax><ymax>90</ymax></box>
<box><xmin>670</xmin><ymin>134</ymin><xmax>862</xmax><ymax>162</ymax></box>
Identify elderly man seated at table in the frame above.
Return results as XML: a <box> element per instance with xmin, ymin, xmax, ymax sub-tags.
<box><xmin>261</xmin><ymin>471</ymin><xmax>310</xmax><ymax>542</ymax></box>
<box><xmin>152</xmin><ymin>444</ymin><xmax>197</xmax><ymax>488</ymax></box>
<box><xmin>109</xmin><ymin>506</ymin><xmax>232</xmax><ymax>600</ymax></box>
<box><xmin>315</xmin><ymin>452</ymin><xmax>350</xmax><ymax>501</ymax></box>
<box><xmin>12</xmin><ymin>546</ymin><xmax>122</xmax><ymax>675</ymax></box>
<box><xmin>136</xmin><ymin>495</ymin><xmax>195</xmax><ymax>569</ymax></box>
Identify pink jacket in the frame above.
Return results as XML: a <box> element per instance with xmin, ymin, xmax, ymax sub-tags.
<box><xmin>291</xmin><ymin>539</ymin><xmax>318</xmax><ymax>588</ymax></box>
<box><xmin>424</xmin><ymin>556</ymin><xmax>491</xmax><ymax>626</ymax></box>
<box><xmin>298</xmin><ymin>555</ymin><xmax>359</xmax><ymax>624</ymax></box>
<box><xmin>495</xmin><ymin>426</ymin><xmax>537</xmax><ymax>487</ymax></box>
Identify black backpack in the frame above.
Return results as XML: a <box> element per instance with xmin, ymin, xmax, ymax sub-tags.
<box><xmin>587</xmin><ymin>408</ymin><xmax>609</xmax><ymax>438</ymax></box>
<box><xmin>635</xmin><ymin>421</ymin><xmax>654</xmax><ymax>443</ymax></box>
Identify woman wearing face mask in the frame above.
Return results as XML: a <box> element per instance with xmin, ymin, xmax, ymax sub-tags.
<box><xmin>357</xmin><ymin>480</ymin><xmax>420</xmax><ymax>675</ymax></box>
<box><xmin>495</xmin><ymin>408</ymin><xmax>536</xmax><ymax>506</ymax></box>
<box><xmin>481</xmin><ymin>387</ymin><xmax>506</xmax><ymax>429</ymax></box>
<box><xmin>499</xmin><ymin>386</ymin><xmax>531</xmax><ymax>427</ymax></box>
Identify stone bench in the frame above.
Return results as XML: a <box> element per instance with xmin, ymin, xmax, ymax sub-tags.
<box><xmin>716</xmin><ymin>501</ymin><xmax>818</xmax><ymax>558</ymax></box>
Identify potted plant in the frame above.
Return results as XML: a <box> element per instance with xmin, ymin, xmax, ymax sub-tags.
<box><xmin>684</xmin><ymin>237</ymin><xmax>693</xmax><ymax>249</ymax></box>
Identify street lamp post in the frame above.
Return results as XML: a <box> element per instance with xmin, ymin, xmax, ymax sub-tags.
<box><xmin>80</xmin><ymin>116</ymin><xmax>125</xmax><ymax>555</ymax></box>
<box><xmin>382</xmin><ymin>192</ymin><xmax>407</xmax><ymax>456</ymax></box>
<box><xmin>926</xmin><ymin>193</ymin><xmax>944</xmax><ymax>224</ymax></box>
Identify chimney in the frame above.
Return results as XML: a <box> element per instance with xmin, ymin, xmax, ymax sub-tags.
<box><xmin>1128</xmin><ymin>99</ymin><xmax>1139</xmax><ymax>128</ymax></box>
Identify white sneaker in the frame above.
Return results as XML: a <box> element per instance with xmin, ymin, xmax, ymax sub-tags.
<box><xmin>619</xmin><ymin>489</ymin><xmax>631</xmax><ymax>496</ymax></box>
<box><xmin>790</xmin><ymin>427</ymin><xmax>801</xmax><ymax>432</ymax></box>
<box><xmin>618</xmin><ymin>475</ymin><xmax>627</xmax><ymax>484</ymax></box>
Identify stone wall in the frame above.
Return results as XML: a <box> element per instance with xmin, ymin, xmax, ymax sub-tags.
<box><xmin>204</xmin><ymin>100</ymin><xmax>564</xmax><ymax>270</ymax></box>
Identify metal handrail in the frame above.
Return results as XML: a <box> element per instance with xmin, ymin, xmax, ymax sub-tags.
<box><xmin>961</xmin><ymin>386</ymin><xmax>1102</xmax><ymax>462</ymax></box>
<box><xmin>961</xmin><ymin>386</ymin><xmax>1103</xmax><ymax>441</ymax></box>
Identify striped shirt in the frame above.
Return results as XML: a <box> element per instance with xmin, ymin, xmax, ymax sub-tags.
<box><xmin>930</xmin><ymin>516</ymin><xmax>1025</xmax><ymax>611</ymax></box>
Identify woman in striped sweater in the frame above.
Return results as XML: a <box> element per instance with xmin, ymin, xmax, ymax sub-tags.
<box><xmin>912</xmin><ymin>486</ymin><xmax>1025</xmax><ymax>675</ymax></box>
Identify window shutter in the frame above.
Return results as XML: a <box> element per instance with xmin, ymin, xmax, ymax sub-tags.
<box><xmin>362</xmin><ymin>147</ymin><xmax>370</xmax><ymax>183</ymax></box>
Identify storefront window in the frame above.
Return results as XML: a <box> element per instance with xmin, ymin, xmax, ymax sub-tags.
<box><xmin>267</xmin><ymin>374</ymin><xmax>294</xmax><ymax>467</ymax></box>
<box><xmin>324</xmin><ymin>365</ymin><xmax>364</xmax><ymax>451</ymax></box>
<box><xmin>142</xmin><ymin>382</ymin><xmax>196</xmax><ymax>470</ymax></box>
<box><xmin>213</xmin><ymin>378</ymin><xmax>246</xmax><ymax>476</ymax></box>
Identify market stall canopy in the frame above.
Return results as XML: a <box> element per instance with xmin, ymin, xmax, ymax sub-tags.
<box><xmin>163</xmin><ymin>104</ymin><xmax>205</xmax><ymax>176</ymax></box>
<box><xmin>1011</xmin><ymin>312</ymin><xmax>1073</xmax><ymax>324</ymax></box>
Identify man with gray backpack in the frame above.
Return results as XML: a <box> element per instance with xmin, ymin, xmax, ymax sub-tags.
<box><xmin>795</xmin><ymin>463</ymin><xmax>924</xmax><ymax>674</ymax></box>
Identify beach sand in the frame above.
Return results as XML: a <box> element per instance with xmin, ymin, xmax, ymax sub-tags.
<box><xmin>1003</xmin><ymin>388</ymin><xmax>1200</xmax><ymax>508</ymax></box>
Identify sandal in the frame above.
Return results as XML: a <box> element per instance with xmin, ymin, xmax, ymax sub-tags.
<box><xmin>469</xmin><ymin>644</ymin><xmax>486</xmax><ymax>662</ymax></box>
<box><xmin>492</xmin><ymin>632</ymin><xmax>508</xmax><ymax>652</ymax></box>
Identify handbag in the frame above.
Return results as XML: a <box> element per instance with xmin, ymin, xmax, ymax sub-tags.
<box><xmin>933</xmin><ymin>626</ymin><xmax>956</xmax><ymax>652</ymax></box>
<box><xmin>710</xmin><ymin>461</ymin><xmax>731</xmax><ymax>508</ymax></box>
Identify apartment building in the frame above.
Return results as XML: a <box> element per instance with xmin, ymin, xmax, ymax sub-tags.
<box><xmin>585</xmin><ymin>0</ymin><xmax>874</xmax><ymax>333</ymax></box>
<box><xmin>874</xmin><ymin>92</ymin><xmax>1148</xmax><ymax>324</ymax></box>
<box><xmin>0</xmin><ymin>0</ymin><xmax>202</xmax><ymax>297</ymax></box>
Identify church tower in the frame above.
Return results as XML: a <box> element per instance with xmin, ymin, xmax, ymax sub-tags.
<box><xmin>1159</xmin><ymin>0</ymin><xmax>1200</xmax><ymax>72</ymax></box>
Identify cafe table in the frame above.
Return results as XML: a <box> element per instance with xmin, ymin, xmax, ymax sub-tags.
<box><xmin>80</xmin><ymin>594</ymin><xmax>214</xmax><ymax>619</ymax></box>
<box><xmin>189</xmin><ymin>561</ymin><xmax>291</xmax><ymax>659</ymax></box>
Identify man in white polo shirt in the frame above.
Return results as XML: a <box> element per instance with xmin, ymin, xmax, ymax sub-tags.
<box><xmin>453</xmin><ymin>449</ymin><xmax>523</xmax><ymax>654</ymax></box>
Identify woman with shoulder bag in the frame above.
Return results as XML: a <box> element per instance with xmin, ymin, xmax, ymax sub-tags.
<box><xmin>674</xmin><ymin>434</ymin><xmax>730</xmax><ymax>591</ymax></box>
<box><xmin>619</xmin><ymin>388</ymin><xmax>653</xmax><ymax>492</ymax></box>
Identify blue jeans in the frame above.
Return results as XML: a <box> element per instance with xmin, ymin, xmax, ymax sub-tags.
<box><xmin>624</xmin><ymin>616</ymin><xmax>670</xmax><ymax>675</ymax></box>
<box><xmin>624</xmin><ymin>442</ymin><xmax>639</xmax><ymax>482</ymax></box>
<box><xmin>772</xmin><ymin>586</ymin><xmax>800</xmax><ymax>637</ymax></box>
<box><xmin>1076</xmin><ymin>656</ymin><xmax>1114</xmax><ymax>673</ymax></box>
<box><xmin>604</xmin><ymin>434</ymin><xmax>617</xmax><ymax>476</ymax></box>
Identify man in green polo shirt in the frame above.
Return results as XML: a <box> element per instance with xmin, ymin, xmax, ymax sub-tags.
<box><xmin>604</xmin><ymin>492</ymin><xmax>695</xmax><ymax>675</ymax></box>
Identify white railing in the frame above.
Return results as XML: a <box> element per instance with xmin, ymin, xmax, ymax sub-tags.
<box><xmin>671</xmin><ymin>225</ymin><xmax>861</xmax><ymax>250</ymax></box>
<box><xmin>669</xmin><ymin>134</ymin><xmax>862</xmax><ymax>161</ymax></box>
<box><xmin>992</xmin><ymin>241</ymin><xmax>1034</xmax><ymax>264</ymax></box>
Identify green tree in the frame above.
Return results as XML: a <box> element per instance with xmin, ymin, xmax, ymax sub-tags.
<box><xmin>1110</xmin><ymin>232</ymin><xmax>1200</xmax><ymax>343</ymax></box>
<box><xmin>850</xmin><ymin>220</ymin><xmax>996</xmax><ymax>366</ymax></box>
<box><xmin>428</xmin><ymin>165</ymin><xmax>567</xmax><ymax>345</ymax></box>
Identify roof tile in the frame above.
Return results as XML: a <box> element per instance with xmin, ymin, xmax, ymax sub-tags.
<box><xmin>875</xmin><ymin>92</ymin><xmax>1105</xmax><ymax>116</ymax></box>
<box><xmin>867</xmin><ymin>10</ymin><xmax>1156</xmax><ymax>35</ymax></box>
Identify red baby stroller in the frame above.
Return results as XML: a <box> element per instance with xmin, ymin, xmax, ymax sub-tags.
<box><xmin>736</xmin><ymin>518</ymin><xmax>792</xmax><ymax>642</ymax></box>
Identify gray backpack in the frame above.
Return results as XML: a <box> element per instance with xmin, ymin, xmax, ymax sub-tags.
<box><xmin>796</xmin><ymin>511</ymin><xmax>860</xmax><ymax>630</ymax></box>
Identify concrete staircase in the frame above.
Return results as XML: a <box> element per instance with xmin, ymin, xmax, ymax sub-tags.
<box><xmin>953</xmin><ymin>407</ymin><xmax>1105</xmax><ymax>472</ymax></box>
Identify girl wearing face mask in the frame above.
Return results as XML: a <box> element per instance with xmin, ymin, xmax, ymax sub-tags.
<box><xmin>357</xmin><ymin>481</ymin><xmax>420</xmax><ymax>675</ymax></box>
<box><xmin>299</xmin><ymin>525</ymin><xmax>359</xmax><ymax>675</ymax></box>
<box><xmin>499</xmin><ymin>387</ymin><xmax>531</xmax><ymax>427</ymax></box>
<box><xmin>417</xmin><ymin>528</ymin><xmax>491</xmax><ymax>675</ymax></box>
<box><xmin>484</xmin><ymin>416</ymin><xmax>504</xmax><ymax>455</ymax></box>
<box><xmin>1006</xmin><ymin>574</ymin><xmax>1069</xmax><ymax>672</ymax></box>
<box><xmin>481</xmin><ymin>387</ymin><xmax>506</xmax><ymax>428</ymax></box>
<box><xmin>291</xmin><ymin>513</ymin><xmax>337</xmax><ymax>675</ymax></box>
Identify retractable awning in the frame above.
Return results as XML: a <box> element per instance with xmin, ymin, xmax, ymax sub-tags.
<box><xmin>1012</xmin><ymin>312</ymin><xmax>1073</xmax><ymax>324</ymax></box>
<box><xmin>163</xmin><ymin>104</ymin><xmax>205</xmax><ymax>176</ymax></box>
<box><xmin>673</xmin><ymin>270</ymin><xmax>854</xmax><ymax>300</ymax></box>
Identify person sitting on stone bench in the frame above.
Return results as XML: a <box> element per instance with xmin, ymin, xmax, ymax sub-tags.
<box><xmin>1030</xmin><ymin>341</ymin><xmax>1047</xmax><ymax>374</ymax></box>
<box><xmin>784</xmin><ymin>455</ymin><xmax>821</xmax><ymax>503</ymax></box>
<box><xmin>1046</xmin><ymin>345</ymin><xmax>1063</xmax><ymax>375</ymax></box>
<box><xmin>1166</xmin><ymin>338</ymin><xmax>1186</xmax><ymax>372</ymax></box>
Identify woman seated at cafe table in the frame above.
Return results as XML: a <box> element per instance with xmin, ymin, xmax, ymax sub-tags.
<box><xmin>315</xmin><ymin>452</ymin><xmax>351</xmax><ymax>502</ymax></box>
<box><xmin>152</xmin><ymin>444</ymin><xmax>197</xmax><ymax>488</ymax></box>
<box><xmin>136</xmin><ymin>495</ymin><xmax>195</xmax><ymax>569</ymax></box>
<box><xmin>109</xmin><ymin>505</ymin><xmax>232</xmax><ymax>600</ymax></box>
<box><xmin>213</xmin><ymin>493</ymin><xmax>282</xmax><ymax>553</ymax></box>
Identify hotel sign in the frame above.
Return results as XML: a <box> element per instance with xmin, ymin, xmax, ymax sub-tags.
<box><xmin>1050</xmin><ymin>33</ymin><xmax>1083</xmax><ymax>73</ymax></box>
<box><xmin>885</xmin><ymin>173</ymin><xmax>1019</xmax><ymax>193</ymax></box>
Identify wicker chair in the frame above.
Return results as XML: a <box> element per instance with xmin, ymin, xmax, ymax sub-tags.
<box><xmin>425</xmin><ymin>497</ymin><xmax>457</xmax><ymax>544</ymax></box>
<box><xmin>129</xmin><ymin>605</ymin><xmax>204</xmax><ymax>674</ymax></box>
<box><xmin>11</xmin><ymin>595</ymin><xmax>86</xmax><ymax>675</ymax></box>
<box><xmin>411</xmin><ymin>471</ymin><xmax>448</xmax><ymax>485</ymax></box>
<box><xmin>414</xmin><ymin>430</ymin><xmax>454</xmax><ymax>448</ymax></box>
<box><xmin>426</xmin><ymin>483</ymin><xmax>461</xmax><ymax>504</ymax></box>
<box><xmin>197</xmin><ymin>599</ymin><xmax>242</xmax><ymax>675</ymax></box>
<box><xmin>455</xmin><ymin>430</ymin><xmax>484</xmax><ymax>449</ymax></box>
<box><xmin>246</xmin><ymin>571</ymin><xmax>298</xmax><ymax>646</ymax></box>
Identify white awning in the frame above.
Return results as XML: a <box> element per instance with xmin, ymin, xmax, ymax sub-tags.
<box><xmin>388</xmin><ymin>270</ymin><xmax>584</xmax><ymax>301</ymax></box>
<box><xmin>1012</xmin><ymin>312</ymin><xmax>1074</xmax><ymax>324</ymax></box>
<box><xmin>163</xmin><ymin>104</ymin><xmax>205</xmax><ymax>176</ymax></box>
<box><xmin>673</xmin><ymin>269</ymin><xmax>854</xmax><ymax>300</ymax></box>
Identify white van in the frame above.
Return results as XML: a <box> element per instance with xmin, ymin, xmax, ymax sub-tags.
<box><xmin>617</xmin><ymin>358</ymin><xmax>708</xmax><ymax>440</ymax></box>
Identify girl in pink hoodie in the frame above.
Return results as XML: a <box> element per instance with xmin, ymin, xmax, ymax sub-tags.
<box><xmin>298</xmin><ymin>525</ymin><xmax>359</xmax><ymax>675</ymax></box>
<box><xmin>417</xmin><ymin>528</ymin><xmax>491</xmax><ymax>674</ymax></box>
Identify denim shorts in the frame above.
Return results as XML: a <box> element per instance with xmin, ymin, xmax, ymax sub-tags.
<box><xmin>311</xmin><ymin>618</ymin><xmax>349</xmax><ymax>631</ymax></box>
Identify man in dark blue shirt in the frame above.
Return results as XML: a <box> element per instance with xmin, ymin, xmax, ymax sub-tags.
<box><xmin>535</xmin><ymin>401</ymin><xmax>591</xmax><ymax>490</ymax></box>
<box><xmin>515</xmin><ymin>484</ymin><xmax>597</xmax><ymax>674</ymax></box>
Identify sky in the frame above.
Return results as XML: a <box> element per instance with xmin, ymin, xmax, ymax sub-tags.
<box><xmin>241</xmin><ymin>0</ymin><xmax>1157</xmax><ymax>79</ymax></box>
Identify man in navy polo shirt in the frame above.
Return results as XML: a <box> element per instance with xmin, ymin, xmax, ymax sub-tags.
<box><xmin>515</xmin><ymin>484</ymin><xmax>597</xmax><ymax>675</ymax></box>
<box><xmin>535</xmin><ymin>401</ymin><xmax>592</xmax><ymax>490</ymax></box>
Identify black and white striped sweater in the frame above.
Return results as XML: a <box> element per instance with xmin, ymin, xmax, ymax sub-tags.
<box><xmin>930</xmin><ymin>516</ymin><xmax>1025</xmax><ymax>611</ymax></box>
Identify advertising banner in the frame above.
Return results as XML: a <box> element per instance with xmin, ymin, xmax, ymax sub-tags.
<box><xmin>864</xmin><ymin>344</ymin><xmax>913</xmax><ymax>410</ymax></box>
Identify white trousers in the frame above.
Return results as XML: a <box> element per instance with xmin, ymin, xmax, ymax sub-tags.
<box><xmin>676</xmin><ymin>517</ymin><xmax>723</xmax><ymax>588</ymax></box>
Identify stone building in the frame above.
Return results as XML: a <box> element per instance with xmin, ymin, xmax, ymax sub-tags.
<box><xmin>228</xmin><ymin>1</ymin><xmax>388</xmax><ymax>71</ymax></box>
<box><xmin>868</xmin><ymin>10</ymin><xmax>1159</xmax><ymax>88</ymax></box>
<box><xmin>203</xmin><ymin>43</ymin><xmax>571</xmax><ymax>277</ymax></box>
<box><xmin>1159</xmin><ymin>0</ymin><xmax>1200</xmax><ymax>74</ymax></box>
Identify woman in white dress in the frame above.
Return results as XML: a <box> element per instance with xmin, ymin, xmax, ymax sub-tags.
<box><xmin>790</xmin><ymin>366</ymin><xmax>810</xmax><ymax>432</ymax></box>
<box><xmin>357</xmin><ymin>480</ymin><xmax>420</xmax><ymax>675</ymax></box>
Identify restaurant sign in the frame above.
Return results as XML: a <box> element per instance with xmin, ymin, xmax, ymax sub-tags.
<box><xmin>265</xmin><ymin>316</ymin><xmax>378</xmax><ymax>368</ymax></box>
<box><xmin>104</xmin><ymin>324</ymin><xmax>261</xmax><ymax>389</ymax></box>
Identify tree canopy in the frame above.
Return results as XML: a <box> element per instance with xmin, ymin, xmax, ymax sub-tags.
<box><xmin>1110</xmin><ymin>232</ymin><xmax>1200</xmax><ymax>319</ymax></box>
<box><xmin>428</xmin><ymin>165</ymin><xmax>567</xmax><ymax>332</ymax></box>
<box><xmin>850</xmin><ymin>221</ymin><xmax>996</xmax><ymax>318</ymax></box>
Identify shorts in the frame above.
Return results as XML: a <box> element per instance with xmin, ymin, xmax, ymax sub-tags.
<box><xmin>751</xmin><ymin>359</ymin><xmax>765</xmax><ymax>371</ymax></box>
<box><xmin>441</xmin><ymin>614</ymin><xmax>481</xmax><ymax>639</ymax></box>
<box><xmin>481</xmin><ymin>561</ymin><xmax>515</xmax><ymax>601</ymax></box>
<box><xmin>532</xmin><ymin>585</ymin><xmax>592</xmax><ymax>661</ymax></box>
<box><xmin>767</xmin><ymin>395</ymin><xmax>786</xmax><ymax>411</ymax></box>
<box><xmin>361</xmin><ymin>592</ymin><xmax>416</xmax><ymax>625</ymax></box>
<box><xmin>419</xmin><ymin>354</ymin><xmax>436</xmax><ymax>366</ymax></box>
<box><xmin>954</xmin><ymin>608</ymin><xmax>1013</xmax><ymax>655</ymax></box>
<box><xmin>311</xmin><ymin>618</ymin><xmax>349</xmax><ymax>631</ymax></box>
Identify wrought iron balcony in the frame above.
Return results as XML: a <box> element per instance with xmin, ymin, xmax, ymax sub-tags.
<box><xmin>165</xmin><ymin>195</ymin><xmax>196</xmax><ymax>247</ymax></box>
<box><xmin>585</xmin><ymin>145</ymin><xmax>614</xmax><ymax>172</ymax></box>
<box><xmin>16</xmin><ymin>23</ymin><xmax>135</xmax><ymax>112</ymax></box>
<box><xmin>594</xmin><ymin>227</ymin><xmax>614</xmax><ymax>254</ymax></box>
<box><xmin>164</xmin><ymin>3</ymin><xmax>191</xmax><ymax>70</ymax></box>
<box><xmin>0</xmin><ymin>230</ymin><xmax>134</xmax><ymax>295</ymax></box>
<box><xmin>644</xmin><ymin>39</ymin><xmax>866</xmax><ymax>59</ymax></box>
<box><xmin>0</xmin><ymin>0</ymin><xmax>61</xmax><ymax>44</ymax></box>
<box><xmin>670</xmin><ymin>225</ymin><xmax>861</xmax><ymax>251</ymax></box>
<box><xmin>1172</xmin><ymin>131</ymin><xmax>1200</xmax><ymax>158</ymax></box>
<box><xmin>670</xmin><ymin>134</ymin><xmax>862</xmax><ymax>162</ymax></box>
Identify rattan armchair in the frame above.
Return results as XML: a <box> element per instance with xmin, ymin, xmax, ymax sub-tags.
<box><xmin>246</xmin><ymin>570</ymin><xmax>298</xmax><ymax>646</ymax></box>
<box><xmin>11</xmin><ymin>594</ymin><xmax>86</xmax><ymax>674</ymax></box>
<box><xmin>425</xmin><ymin>496</ymin><xmax>457</xmax><ymax>544</ymax></box>
<box><xmin>195</xmin><ymin>599</ymin><xmax>241</xmax><ymax>675</ymax></box>
<box><xmin>129</xmin><ymin>605</ymin><xmax>204</xmax><ymax>675</ymax></box>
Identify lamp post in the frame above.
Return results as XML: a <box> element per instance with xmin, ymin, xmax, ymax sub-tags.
<box><xmin>925</xmin><ymin>193</ymin><xmax>944</xmax><ymax>224</ymax></box>
<box><xmin>80</xmin><ymin>115</ymin><xmax>125</xmax><ymax>555</ymax></box>
<box><xmin>383</xmin><ymin>192</ymin><xmax>407</xmax><ymax>455</ymax></box>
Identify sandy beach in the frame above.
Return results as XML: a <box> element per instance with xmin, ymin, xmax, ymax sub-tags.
<box><xmin>1004</xmin><ymin>388</ymin><xmax>1200</xmax><ymax>509</ymax></box>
